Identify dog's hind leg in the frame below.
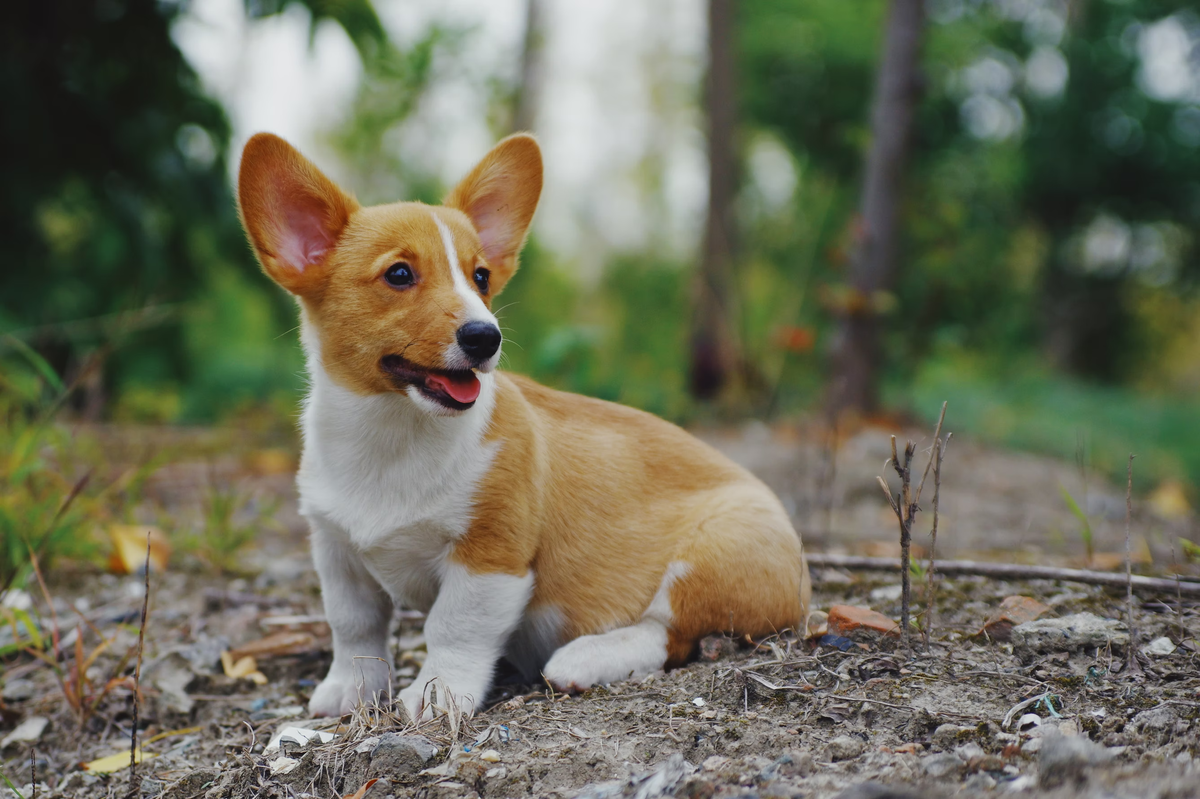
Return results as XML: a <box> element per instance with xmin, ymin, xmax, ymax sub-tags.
<box><xmin>541</xmin><ymin>562</ymin><xmax>686</xmax><ymax>692</ymax></box>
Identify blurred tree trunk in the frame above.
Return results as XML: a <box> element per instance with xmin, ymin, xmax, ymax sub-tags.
<box><xmin>829</xmin><ymin>0</ymin><xmax>925</xmax><ymax>415</ymax></box>
<box><xmin>690</xmin><ymin>0</ymin><xmax>739</xmax><ymax>400</ymax></box>
<box><xmin>512</xmin><ymin>0</ymin><xmax>545</xmax><ymax>133</ymax></box>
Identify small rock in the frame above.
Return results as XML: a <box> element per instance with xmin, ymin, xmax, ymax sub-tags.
<box><xmin>479</xmin><ymin>749</ymin><xmax>501</xmax><ymax>763</ymax></box>
<box><xmin>954</xmin><ymin>742</ymin><xmax>985</xmax><ymax>763</ymax></box>
<box><xmin>770</xmin><ymin>750</ymin><xmax>813</xmax><ymax>778</ymax></box>
<box><xmin>827</xmin><ymin>735</ymin><xmax>865</xmax><ymax>761</ymax></box>
<box><xmin>1011</xmin><ymin>612</ymin><xmax>1128</xmax><ymax>654</ymax></box>
<box><xmin>980</xmin><ymin>596</ymin><xmax>1052</xmax><ymax>641</ymax></box>
<box><xmin>833</xmin><ymin>782</ymin><xmax>922</xmax><ymax>799</ymax></box>
<box><xmin>827</xmin><ymin>605</ymin><xmax>899</xmax><ymax>640</ymax></box>
<box><xmin>964</xmin><ymin>772</ymin><xmax>997</xmax><ymax>791</ymax></box>
<box><xmin>0</xmin><ymin>716</ymin><xmax>48</xmax><ymax>748</ymax></box>
<box><xmin>368</xmin><ymin>733</ymin><xmax>438</xmax><ymax>777</ymax></box>
<box><xmin>269</xmin><ymin>756</ymin><xmax>300</xmax><ymax>776</ymax></box>
<box><xmin>1141</xmin><ymin>636</ymin><xmax>1177</xmax><ymax>656</ymax></box>
<box><xmin>1129</xmin><ymin>705</ymin><xmax>1179</xmax><ymax>746</ymax></box>
<box><xmin>698</xmin><ymin>635</ymin><xmax>739</xmax><ymax>661</ymax></box>
<box><xmin>1</xmin><ymin>679</ymin><xmax>36</xmax><ymax>702</ymax></box>
<box><xmin>921</xmin><ymin>752</ymin><xmax>965</xmax><ymax>779</ymax></box>
<box><xmin>1038</xmin><ymin>731</ymin><xmax>1114</xmax><ymax>787</ymax></box>
<box><xmin>931</xmin><ymin>723</ymin><xmax>974</xmax><ymax>750</ymax></box>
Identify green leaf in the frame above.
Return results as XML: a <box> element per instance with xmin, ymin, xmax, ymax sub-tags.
<box><xmin>2</xmin><ymin>335</ymin><xmax>64</xmax><ymax>394</ymax></box>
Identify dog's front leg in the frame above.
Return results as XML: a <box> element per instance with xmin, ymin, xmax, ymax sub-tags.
<box><xmin>308</xmin><ymin>519</ymin><xmax>394</xmax><ymax>717</ymax></box>
<box><xmin>400</xmin><ymin>562</ymin><xmax>533</xmax><ymax>721</ymax></box>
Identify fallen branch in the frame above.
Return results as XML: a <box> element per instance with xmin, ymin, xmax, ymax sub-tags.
<box><xmin>806</xmin><ymin>554</ymin><xmax>1200</xmax><ymax>597</ymax></box>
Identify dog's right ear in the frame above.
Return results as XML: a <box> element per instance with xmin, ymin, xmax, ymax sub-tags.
<box><xmin>237</xmin><ymin>133</ymin><xmax>358</xmax><ymax>296</ymax></box>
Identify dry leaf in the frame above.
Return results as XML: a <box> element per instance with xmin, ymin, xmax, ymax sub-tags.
<box><xmin>83</xmin><ymin>747</ymin><xmax>155</xmax><ymax>774</ymax></box>
<box><xmin>107</xmin><ymin>525</ymin><xmax>170</xmax><ymax>575</ymax></box>
<box><xmin>220</xmin><ymin>650</ymin><xmax>268</xmax><ymax>685</ymax></box>
<box><xmin>1150</xmin><ymin>480</ymin><xmax>1192</xmax><ymax>521</ymax></box>
<box><xmin>229</xmin><ymin>630</ymin><xmax>317</xmax><ymax>661</ymax></box>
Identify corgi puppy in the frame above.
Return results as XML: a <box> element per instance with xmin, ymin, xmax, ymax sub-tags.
<box><xmin>237</xmin><ymin>132</ymin><xmax>811</xmax><ymax>720</ymax></box>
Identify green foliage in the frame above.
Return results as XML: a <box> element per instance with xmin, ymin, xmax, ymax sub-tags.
<box><xmin>1058</xmin><ymin>484</ymin><xmax>1095</xmax><ymax>563</ymax></box>
<box><xmin>176</xmin><ymin>483</ymin><xmax>278</xmax><ymax>574</ymax></box>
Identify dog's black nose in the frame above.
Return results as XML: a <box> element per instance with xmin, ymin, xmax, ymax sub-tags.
<box><xmin>457</xmin><ymin>321</ymin><xmax>502</xmax><ymax>362</ymax></box>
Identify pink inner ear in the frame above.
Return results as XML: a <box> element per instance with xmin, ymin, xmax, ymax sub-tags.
<box><xmin>277</xmin><ymin>203</ymin><xmax>335</xmax><ymax>272</ymax></box>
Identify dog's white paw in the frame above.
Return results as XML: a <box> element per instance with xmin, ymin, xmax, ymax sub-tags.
<box><xmin>308</xmin><ymin>668</ymin><xmax>390</xmax><ymax>717</ymax></box>
<box><xmin>543</xmin><ymin>623</ymin><xmax>669</xmax><ymax>693</ymax></box>
<box><xmin>398</xmin><ymin>677</ymin><xmax>479</xmax><ymax>723</ymax></box>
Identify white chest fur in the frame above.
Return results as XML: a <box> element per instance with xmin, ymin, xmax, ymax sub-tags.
<box><xmin>295</xmin><ymin>322</ymin><xmax>499</xmax><ymax>611</ymax></box>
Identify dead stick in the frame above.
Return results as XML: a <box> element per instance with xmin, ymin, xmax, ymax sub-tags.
<box><xmin>1125</xmin><ymin>454</ymin><xmax>1138</xmax><ymax>672</ymax></box>
<box><xmin>925</xmin><ymin>432</ymin><xmax>951</xmax><ymax>644</ymax></box>
<box><xmin>128</xmin><ymin>534</ymin><xmax>151</xmax><ymax>798</ymax></box>
<box><xmin>807</xmin><ymin>554</ymin><xmax>1200</xmax><ymax>596</ymax></box>
<box><xmin>914</xmin><ymin>400</ymin><xmax>947</xmax><ymax>505</ymax></box>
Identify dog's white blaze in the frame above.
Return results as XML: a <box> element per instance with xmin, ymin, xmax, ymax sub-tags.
<box><xmin>431</xmin><ymin>212</ymin><xmax>502</xmax><ymax>373</ymax></box>
<box><xmin>541</xmin><ymin>562</ymin><xmax>688</xmax><ymax>690</ymax></box>
<box><xmin>399</xmin><ymin>562</ymin><xmax>534</xmax><ymax>720</ymax></box>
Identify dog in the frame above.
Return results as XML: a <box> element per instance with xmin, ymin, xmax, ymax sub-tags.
<box><xmin>236</xmin><ymin>132</ymin><xmax>811</xmax><ymax>720</ymax></box>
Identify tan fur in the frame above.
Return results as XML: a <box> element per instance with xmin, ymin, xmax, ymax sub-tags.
<box><xmin>453</xmin><ymin>373</ymin><xmax>810</xmax><ymax>656</ymax></box>
<box><xmin>239</xmin><ymin>131</ymin><xmax>810</xmax><ymax>680</ymax></box>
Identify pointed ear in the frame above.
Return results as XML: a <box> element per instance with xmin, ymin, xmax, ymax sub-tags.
<box><xmin>237</xmin><ymin>133</ymin><xmax>358</xmax><ymax>296</ymax></box>
<box><xmin>445</xmin><ymin>134</ymin><xmax>543</xmax><ymax>289</ymax></box>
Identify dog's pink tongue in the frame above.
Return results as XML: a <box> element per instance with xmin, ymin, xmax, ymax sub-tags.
<box><xmin>426</xmin><ymin>372</ymin><xmax>481</xmax><ymax>404</ymax></box>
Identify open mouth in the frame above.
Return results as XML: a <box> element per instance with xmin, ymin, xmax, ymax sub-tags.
<box><xmin>380</xmin><ymin>355</ymin><xmax>481</xmax><ymax>410</ymax></box>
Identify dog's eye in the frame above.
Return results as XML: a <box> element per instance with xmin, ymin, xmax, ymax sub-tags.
<box><xmin>384</xmin><ymin>262</ymin><xmax>415</xmax><ymax>288</ymax></box>
<box><xmin>473</xmin><ymin>267</ymin><xmax>490</xmax><ymax>295</ymax></box>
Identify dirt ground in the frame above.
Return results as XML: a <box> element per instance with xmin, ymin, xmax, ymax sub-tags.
<box><xmin>3</xmin><ymin>420</ymin><xmax>1199</xmax><ymax>798</ymax></box>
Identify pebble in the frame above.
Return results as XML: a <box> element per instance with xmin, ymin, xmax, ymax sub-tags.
<box><xmin>827</xmin><ymin>735</ymin><xmax>865</xmax><ymax>761</ymax></box>
<box><xmin>931</xmin><ymin>723</ymin><xmax>974</xmax><ymax>750</ymax></box>
<box><xmin>921</xmin><ymin>752</ymin><xmax>965</xmax><ymax>778</ymax></box>
<box><xmin>1141</xmin><ymin>637</ymin><xmax>1177</xmax><ymax>656</ymax></box>
<box><xmin>368</xmin><ymin>733</ymin><xmax>438</xmax><ymax>776</ymax></box>
<box><xmin>1038</xmin><ymin>731</ymin><xmax>1115</xmax><ymax>787</ymax></box>
<box><xmin>1</xmin><ymin>679</ymin><xmax>36</xmax><ymax>702</ymax></box>
<box><xmin>827</xmin><ymin>605</ymin><xmax>900</xmax><ymax>640</ymax></box>
<box><xmin>981</xmin><ymin>596</ymin><xmax>1052</xmax><ymax>641</ymax></box>
<box><xmin>1011</xmin><ymin>612</ymin><xmax>1129</xmax><ymax>653</ymax></box>
<box><xmin>0</xmin><ymin>716</ymin><xmax>48</xmax><ymax>748</ymax></box>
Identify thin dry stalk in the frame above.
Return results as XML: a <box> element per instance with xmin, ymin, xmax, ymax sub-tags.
<box><xmin>1124</xmin><ymin>454</ymin><xmax>1139</xmax><ymax>674</ymax></box>
<box><xmin>924</xmin><ymin>432</ymin><xmax>952</xmax><ymax>644</ymax></box>
<box><xmin>877</xmin><ymin>436</ymin><xmax>917</xmax><ymax>652</ymax></box>
<box><xmin>127</xmin><ymin>535</ymin><xmax>151</xmax><ymax>798</ymax></box>
<box><xmin>914</xmin><ymin>401</ymin><xmax>947</xmax><ymax>505</ymax></box>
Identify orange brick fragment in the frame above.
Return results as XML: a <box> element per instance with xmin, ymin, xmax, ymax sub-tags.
<box><xmin>827</xmin><ymin>604</ymin><xmax>900</xmax><ymax>638</ymax></box>
<box><xmin>980</xmin><ymin>595</ymin><xmax>1051</xmax><ymax>641</ymax></box>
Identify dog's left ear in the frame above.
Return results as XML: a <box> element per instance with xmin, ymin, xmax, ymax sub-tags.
<box><xmin>445</xmin><ymin>134</ymin><xmax>543</xmax><ymax>295</ymax></box>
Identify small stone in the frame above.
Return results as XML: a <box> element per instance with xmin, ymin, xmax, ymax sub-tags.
<box><xmin>921</xmin><ymin>752</ymin><xmax>965</xmax><ymax>778</ymax></box>
<box><xmin>981</xmin><ymin>596</ymin><xmax>1052</xmax><ymax>641</ymax></box>
<box><xmin>1011</xmin><ymin>612</ymin><xmax>1128</xmax><ymax>654</ymax></box>
<box><xmin>868</xmin><ymin>584</ymin><xmax>903</xmax><ymax>603</ymax></box>
<box><xmin>931</xmin><ymin>723</ymin><xmax>974</xmax><ymax>750</ymax></box>
<box><xmin>833</xmin><ymin>782</ymin><xmax>921</xmax><ymax>799</ymax></box>
<box><xmin>1</xmin><ymin>679</ymin><xmax>36</xmax><ymax>702</ymax></box>
<box><xmin>479</xmin><ymin>749</ymin><xmax>501</xmax><ymax>763</ymax></box>
<box><xmin>827</xmin><ymin>605</ymin><xmax>900</xmax><ymax>640</ymax></box>
<box><xmin>269</xmin><ymin>756</ymin><xmax>300</xmax><ymax>775</ymax></box>
<box><xmin>698</xmin><ymin>635</ymin><xmax>739</xmax><ymax>661</ymax></box>
<box><xmin>0</xmin><ymin>716</ymin><xmax>48</xmax><ymax>748</ymax></box>
<box><xmin>964</xmin><ymin>772</ymin><xmax>997</xmax><ymax>791</ymax></box>
<box><xmin>827</xmin><ymin>735</ymin><xmax>865</xmax><ymax>761</ymax></box>
<box><xmin>1141</xmin><ymin>636</ymin><xmax>1177</xmax><ymax>656</ymax></box>
<box><xmin>369</xmin><ymin>733</ymin><xmax>438</xmax><ymax>776</ymax></box>
<box><xmin>954</xmin><ymin>742</ymin><xmax>985</xmax><ymax>763</ymax></box>
<box><xmin>771</xmin><ymin>750</ymin><xmax>813</xmax><ymax>778</ymax></box>
<box><xmin>1038</xmin><ymin>731</ymin><xmax>1114</xmax><ymax>787</ymax></box>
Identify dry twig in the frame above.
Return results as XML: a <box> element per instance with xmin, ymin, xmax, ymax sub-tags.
<box><xmin>806</xmin><ymin>554</ymin><xmax>1200</xmax><ymax>596</ymax></box>
<box><xmin>1124</xmin><ymin>454</ymin><xmax>1141</xmax><ymax>675</ymax></box>
<box><xmin>127</xmin><ymin>535</ymin><xmax>151</xmax><ymax>798</ymax></box>
<box><xmin>924</xmin><ymin>432</ymin><xmax>951</xmax><ymax>643</ymax></box>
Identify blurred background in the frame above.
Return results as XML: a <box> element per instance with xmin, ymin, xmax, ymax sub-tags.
<box><xmin>3</xmin><ymin>0</ymin><xmax>1200</xmax><ymax>507</ymax></box>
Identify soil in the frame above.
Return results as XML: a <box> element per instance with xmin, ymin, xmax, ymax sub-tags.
<box><xmin>3</xmin><ymin>420</ymin><xmax>1199</xmax><ymax>799</ymax></box>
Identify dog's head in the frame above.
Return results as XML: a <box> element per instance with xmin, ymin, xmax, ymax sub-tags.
<box><xmin>237</xmin><ymin>133</ymin><xmax>542</xmax><ymax>415</ymax></box>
